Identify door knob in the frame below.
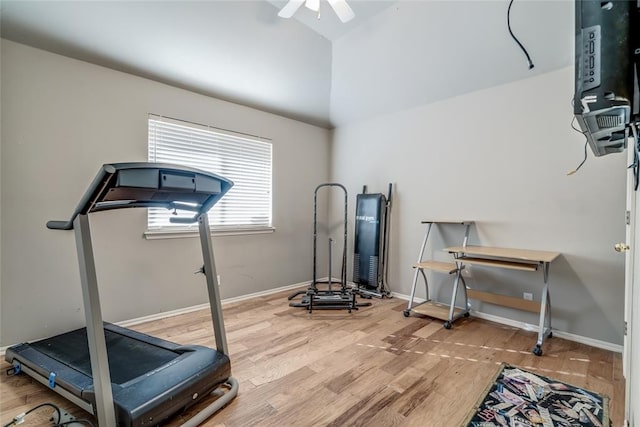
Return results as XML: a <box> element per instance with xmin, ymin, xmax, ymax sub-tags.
<box><xmin>615</xmin><ymin>243</ymin><xmax>630</xmax><ymax>252</ymax></box>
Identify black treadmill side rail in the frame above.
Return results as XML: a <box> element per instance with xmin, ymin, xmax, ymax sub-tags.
<box><xmin>5</xmin><ymin>323</ymin><xmax>231</xmax><ymax>427</ymax></box>
<box><xmin>47</xmin><ymin>162</ymin><xmax>233</xmax><ymax>230</ymax></box>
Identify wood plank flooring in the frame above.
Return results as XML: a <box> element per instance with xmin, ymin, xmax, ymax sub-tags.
<box><xmin>0</xmin><ymin>289</ymin><xmax>626</xmax><ymax>426</ymax></box>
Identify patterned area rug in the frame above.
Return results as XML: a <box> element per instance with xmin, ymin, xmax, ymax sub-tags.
<box><xmin>464</xmin><ymin>364</ymin><xmax>609</xmax><ymax>427</ymax></box>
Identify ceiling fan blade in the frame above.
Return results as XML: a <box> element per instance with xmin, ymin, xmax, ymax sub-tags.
<box><xmin>305</xmin><ymin>0</ymin><xmax>320</xmax><ymax>12</ymax></box>
<box><xmin>278</xmin><ymin>0</ymin><xmax>305</xmax><ymax>18</ymax></box>
<box><xmin>327</xmin><ymin>0</ymin><xmax>355</xmax><ymax>23</ymax></box>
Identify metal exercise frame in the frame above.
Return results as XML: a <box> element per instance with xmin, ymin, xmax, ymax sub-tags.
<box><xmin>313</xmin><ymin>183</ymin><xmax>348</xmax><ymax>292</ymax></box>
<box><xmin>289</xmin><ymin>183</ymin><xmax>370</xmax><ymax>312</ymax></box>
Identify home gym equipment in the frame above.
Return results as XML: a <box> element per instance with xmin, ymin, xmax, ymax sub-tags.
<box><xmin>5</xmin><ymin>163</ymin><xmax>239</xmax><ymax>427</ymax></box>
<box><xmin>288</xmin><ymin>183</ymin><xmax>370</xmax><ymax>312</ymax></box>
<box><xmin>352</xmin><ymin>184</ymin><xmax>393</xmax><ymax>299</ymax></box>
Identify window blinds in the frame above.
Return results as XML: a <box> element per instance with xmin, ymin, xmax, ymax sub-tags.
<box><xmin>148</xmin><ymin>115</ymin><xmax>272</xmax><ymax>231</ymax></box>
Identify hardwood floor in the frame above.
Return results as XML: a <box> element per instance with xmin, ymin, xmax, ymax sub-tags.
<box><xmin>0</xmin><ymin>289</ymin><xmax>626</xmax><ymax>426</ymax></box>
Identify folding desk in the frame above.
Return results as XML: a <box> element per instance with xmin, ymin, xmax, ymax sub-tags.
<box><xmin>444</xmin><ymin>245</ymin><xmax>560</xmax><ymax>356</ymax></box>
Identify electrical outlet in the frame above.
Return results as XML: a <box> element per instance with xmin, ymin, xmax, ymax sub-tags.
<box><xmin>464</xmin><ymin>265</ymin><xmax>472</xmax><ymax>277</ymax></box>
<box><xmin>217</xmin><ymin>275</ymin><xmax>221</xmax><ymax>287</ymax></box>
<box><xmin>523</xmin><ymin>292</ymin><xmax>533</xmax><ymax>301</ymax></box>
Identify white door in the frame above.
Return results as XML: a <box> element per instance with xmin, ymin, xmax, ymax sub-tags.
<box><xmin>624</xmin><ymin>143</ymin><xmax>639</xmax><ymax>426</ymax></box>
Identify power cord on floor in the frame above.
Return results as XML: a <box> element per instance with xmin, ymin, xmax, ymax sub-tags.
<box><xmin>3</xmin><ymin>402</ymin><xmax>61</xmax><ymax>427</ymax></box>
<box><xmin>55</xmin><ymin>420</ymin><xmax>95</xmax><ymax>427</ymax></box>
<box><xmin>2</xmin><ymin>402</ymin><xmax>94</xmax><ymax>427</ymax></box>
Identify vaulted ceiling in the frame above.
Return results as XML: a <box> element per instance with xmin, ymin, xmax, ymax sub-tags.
<box><xmin>1</xmin><ymin>1</ymin><xmax>573</xmax><ymax>128</ymax></box>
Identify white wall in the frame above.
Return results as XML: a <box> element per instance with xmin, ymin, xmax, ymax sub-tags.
<box><xmin>0</xmin><ymin>37</ymin><xmax>3</xmax><ymax>345</ymax></box>
<box><xmin>0</xmin><ymin>40</ymin><xmax>330</xmax><ymax>346</ymax></box>
<box><xmin>331</xmin><ymin>67</ymin><xmax>627</xmax><ymax>345</ymax></box>
<box><xmin>330</xmin><ymin>0</ymin><xmax>573</xmax><ymax>126</ymax></box>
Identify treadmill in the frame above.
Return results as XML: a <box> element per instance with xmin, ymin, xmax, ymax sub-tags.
<box><xmin>5</xmin><ymin>162</ymin><xmax>239</xmax><ymax>426</ymax></box>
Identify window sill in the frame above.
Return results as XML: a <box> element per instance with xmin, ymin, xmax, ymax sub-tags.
<box><xmin>144</xmin><ymin>227</ymin><xmax>276</xmax><ymax>240</ymax></box>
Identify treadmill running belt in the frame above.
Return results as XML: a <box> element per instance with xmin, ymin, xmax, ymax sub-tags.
<box><xmin>30</xmin><ymin>327</ymin><xmax>180</xmax><ymax>385</ymax></box>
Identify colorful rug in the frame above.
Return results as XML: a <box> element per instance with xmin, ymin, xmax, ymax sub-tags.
<box><xmin>464</xmin><ymin>364</ymin><xmax>609</xmax><ymax>427</ymax></box>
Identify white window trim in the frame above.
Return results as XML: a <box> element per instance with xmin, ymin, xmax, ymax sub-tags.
<box><xmin>143</xmin><ymin>226</ymin><xmax>275</xmax><ymax>240</ymax></box>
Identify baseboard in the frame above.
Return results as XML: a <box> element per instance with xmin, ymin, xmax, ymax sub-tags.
<box><xmin>392</xmin><ymin>292</ymin><xmax>623</xmax><ymax>354</ymax></box>
<box><xmin>2</xmin><ymin>284</ymin><xmax>622</xmax><ymax>356</ymax></box>
<box><xmin>116</xmin><ymin>279</ymin><xmax>311</xmax><ymax>328</ymax></box>
<box><xmin>0</xmin><ymin>280</ymin><xmax>311</xmax><ymax>356</ymax></box>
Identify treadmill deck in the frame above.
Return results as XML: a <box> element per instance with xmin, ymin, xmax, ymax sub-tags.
<box><xmin>6</xmin><ymin>323</ymin><xmax>231</xmax><ymax>426</ymax></box>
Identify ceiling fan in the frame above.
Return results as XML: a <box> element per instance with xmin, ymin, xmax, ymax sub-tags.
<box><xmin>278</xmin><ymin>0</ymin><xmax>355</xmax><ymax>23</ymax></box>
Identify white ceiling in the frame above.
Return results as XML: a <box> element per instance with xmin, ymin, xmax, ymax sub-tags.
<box><xmin>0</xmin><ymin>1</ymin><xmax>573</xmax><ymax>129</ymax></box>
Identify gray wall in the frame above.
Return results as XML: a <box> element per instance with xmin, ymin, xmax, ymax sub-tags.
<box><xmin>330</xmin><ymin>66</ymin><xmax>626</xmax><ymax>346</ymax></box>
<box><xmin>0</xmin><ymin>0</ymin><xmax>628</xmax><ymax>349</ymax></box>
<box><xmin>0</xmin><ymin>38</ymin><xmax>3</xmax><ymax>344</ymax></box>
<box><xmin>0</xmin><ymin>40</ymin><xmax>330</xmax><ymax>346</ymax></box>
<box><xmin>0</xmin><ymin>0</ymin><xmax>333</xmax><ymax>127</ymax></box>
<box><xmin>325</xmin><ymin>0</ymin><xmax>626</xmax><ymax>347</ymax></box>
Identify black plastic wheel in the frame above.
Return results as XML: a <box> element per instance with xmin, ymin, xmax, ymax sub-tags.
<box><xmin>463</xmin><ymin>312</ymin><xmax>470</xmax><ymax>318</ymax></box>
<box><xmin>444</xmin><ymin>322</ymin><xmax>452</xmax><ymax>330</ymax></box>
<box><xmin>532</xmin><ymin>346</ymin><xmax>543</xmax><ymax>356</ymax></box>
<box><xmin>548</xmin><ymin>332</ymin><xmax>553</xmax><ymax>338</ymax></box>
<box><xmin>403</xmin><ymin>310</ymin><xmax>410</xmax><ymax>317</ymax></box>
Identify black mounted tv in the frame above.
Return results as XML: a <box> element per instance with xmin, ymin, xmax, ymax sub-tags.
<box><xmin>574</xmin><ymin>0</ymin><xmax>640</xmax><ymax>156</ymax></box>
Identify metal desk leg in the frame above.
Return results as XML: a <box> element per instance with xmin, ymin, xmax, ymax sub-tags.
<box><xmin>405</xmin><ymin>267</ymin><xmax>421</xmax><ymax>317</ymax></box>
<box><xmin>444</xmin><ymin>261</ymin><xmax>469</xmax><ymax>329</ymax></box>
<box><xmin>404</xmin><ymin>223</ymin><xmax>432</xmax><ymax>317</ymax></box>
<box><xmin>533</xmin><ymin>262</ymin><xmax>552</xmax><ymax>356</ymax></box>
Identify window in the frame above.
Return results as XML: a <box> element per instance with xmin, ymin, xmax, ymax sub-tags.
<box><xmin>147</xmin><ymin>114</ymin><xmax>272</xmax><ymax>234</ymax></box>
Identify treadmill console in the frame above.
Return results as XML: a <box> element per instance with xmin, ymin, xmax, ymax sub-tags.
<box><xmin>47</xmin><ymin>162</ymin><xmax>233</xmax><ymax>230</ymax></box>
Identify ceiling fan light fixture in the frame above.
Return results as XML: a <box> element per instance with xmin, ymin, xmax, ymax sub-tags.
<box><xmin>305</xmin><ymin>0</ymin><xmax>320</xmax><ymax>12</ymax></box>
<box><xmin>327</xmin><ymin>0</ymin><xmax>355</xmax><ymax>23</ymax></box>
<box><xmin>277</xmin><ymin>0</ymin><xmax>354</xmax><ymax>23</ymax></box>
<box><xmin>277</xmin><ymin>0</ymin><xmax>305</xmax><ymax>18</ymax></box>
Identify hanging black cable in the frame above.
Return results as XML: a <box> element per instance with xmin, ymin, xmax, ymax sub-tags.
<box><xmin>507</xmin><ymin>0</ymin><xmax>535</xmax><ymax>69</ymax></box>
<box><xmin>567</xmin><ymin>116</ymin><xmax>589</xmax><ymax>175</ymax></box>
<box><xmin>568</xmin><ymin>140</ymin><xmax>589</xmax><ymax>176</ymax></box>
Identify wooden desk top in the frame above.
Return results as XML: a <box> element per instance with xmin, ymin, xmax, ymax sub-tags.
<box><xmin>421</xmin><ymin>220</ymin><xmax>473</xmax><ymax>225</ymax></box>
<box><xmin>444</xmin><ymin>245</ymin><xmax>560</xmax><ymax>263</ymax></box>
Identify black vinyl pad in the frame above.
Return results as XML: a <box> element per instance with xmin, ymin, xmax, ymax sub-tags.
<box><xmin>30</xmin><ymin>327</ymin><xmax>179</xmax><ymax>385</ymax></box>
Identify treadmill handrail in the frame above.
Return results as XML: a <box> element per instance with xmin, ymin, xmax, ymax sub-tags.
<box><xmin>47</xmin><ymin>162</ymin><xmax>233</xmax><ymax>230</ymax></box>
